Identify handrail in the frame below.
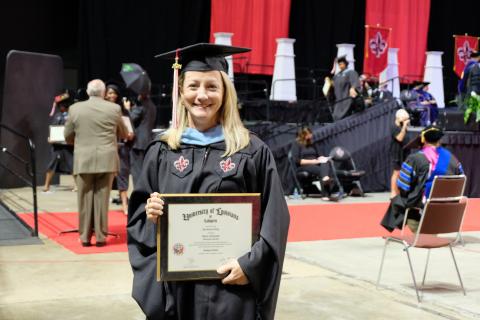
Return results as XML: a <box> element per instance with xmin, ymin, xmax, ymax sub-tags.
<box><xmin>0</xmin><ymin>123</ymin><xmax>38</xmax><ymax>237</ymax></box>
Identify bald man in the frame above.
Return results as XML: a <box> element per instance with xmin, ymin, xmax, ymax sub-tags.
<box><xmin>389</xmin><ymin>109</ymin><xmax>410</xmax><ymax>198</ymax></box>
<box><xmin>64</xmin><ymin>79</ymin><xmax>128</xmax><ymax>247</ymax></box>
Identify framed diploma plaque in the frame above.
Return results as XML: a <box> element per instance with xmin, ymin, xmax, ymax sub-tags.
<box><xmin>156</xmin><ymin>193</ymin><xmax>260</xmax><ymax>281</ymax></box>
<box><xmin>49</xmin><ymin>125</ymin><xmax>65</xmax><ymax>143</ymax></box>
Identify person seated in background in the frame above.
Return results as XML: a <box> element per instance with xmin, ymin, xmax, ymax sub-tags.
<box><xmin>410</xmin><ymin>81</ymin><xmax>438</xmax><ymax>126</ymax></box>
<box><xmin>359</xmin><ymin>74</ymin><xmax>373</xmax><ymax>107</ymax></box>
<box><xmin>381</xmin><ymin>125</ymin><xmax>464</xmax><ymax>232</ymax></box>
<box><xmin>43</xmin><ymin>92</ymin><xmax>76</xmax><ymax>192</ymax></box>
<box><xmin>389</xmin><ymin>109</ymin><xmax>410</xmax><ymax>199</ymax></box>
<box><xmin>290</xmin><ymin>127</ymin><xmax>337</xmax><ymax>200</ymax></box>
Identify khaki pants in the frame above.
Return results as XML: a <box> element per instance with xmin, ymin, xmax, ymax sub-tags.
<box><xmin>76</xmin><ymin>172</ymin><xmax>115</xmax><ymax>243</ymax></box>
<box><xmin>407</xmin><ymin>219</ymin><xmax>419</xmax><ymax>233</ymax></box>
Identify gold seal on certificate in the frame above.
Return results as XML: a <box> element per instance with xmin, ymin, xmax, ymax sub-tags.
<box><xmin>156</xmin><ymin>193</ymin><xmax>260</xmax><ymax>281</ymax></box>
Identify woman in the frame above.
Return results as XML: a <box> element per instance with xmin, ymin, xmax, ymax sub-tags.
<box><xmin>43</xmin><ymin>92</ymin><xmax>75</xmax><ymax>192</ymax></box>
<box><xmin>389</xmin><ymin>109</ymin><xmax>410</xmax><ymax>199</ymax></box>
<box><xmin>127</xmin><ymin>44</ymin><xmax>290</xmax><ymax>320</ymax></box>
<box><xmin>291</xmin><ymin>127</ymin><xmax>335</xmax><ymax>200</ymax></box>
<box><xmin>105</xmin><ymin>82</ymin><xmax>134</xmax><ymax>215</ymax></box>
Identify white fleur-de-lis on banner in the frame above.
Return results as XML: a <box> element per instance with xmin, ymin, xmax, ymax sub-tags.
<box><xmin>369</xmin><ymin>31</ymin><xmax>387</xmax><ymax>58</ymax></box>
<box><xmin>457</xmin><ymin>41</ymin><xmax>474</xmax><ymax>64</ymax></box>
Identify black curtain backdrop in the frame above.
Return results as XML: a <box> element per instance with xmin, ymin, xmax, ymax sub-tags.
<box><xmin>427</xmin><ymin>0</ymin><xmax>480</xmax><ymax>103</ymax></box>
<box><xmin>78</xmin><ymin>0</ymin><xmax>211</xmax><ymax>87</ymax></box>
<box><xmin>289</xmin><ymin>0</ymin><xmax>366</xmax><ymax>79</ymax></box>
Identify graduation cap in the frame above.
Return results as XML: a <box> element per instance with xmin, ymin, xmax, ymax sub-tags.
<box><xmin>155</xmin><ymin>43</ymin><xmax>251</xmax><ymax>74</ymax></box>
<box><xmin>421</xmin><ymin>125</ymin><xmax>444</xmax><ymax>144</ymax></box>
<box><xmin>336</xmin><ymin>55</ymin><xmax>348</xmax><ymax>65</ymax></box>
<box><xmin>105</xmin><ymin>80</ymin><xmax>124</xmax><ymax>95</ymax></box>
<box><xmin>155</xmin><ymin>43</ymin><xmax>251</xmax><ymax>128</ymax></box>
<box><xmin>470</xmin><ymin>51</ymin><xmax>480</xmax><ymax>58</ymax></box>
<box><xmin>412</xmin><ymin>80</ymin><xmax>430</xmax><ymax>88</ymax></box>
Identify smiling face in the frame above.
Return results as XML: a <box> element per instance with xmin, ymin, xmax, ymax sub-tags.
<box><xmin>105</xmin><ymin>87</ymin><xmax>119</xmax><ymax>103</ymax></box>
<box><xmin>181</xmin><ymin>70</ymin><xmax>224</xmax><ymax>131</ymax></box>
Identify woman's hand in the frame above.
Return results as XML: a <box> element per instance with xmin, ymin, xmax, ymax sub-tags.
<box><xmin>145</xmin><ymin>192</ymin><xmax>164</xmax><ymax>224</ymax></box>
<box><xmin>123</xmin><ymin>98</ymin><xmax>132</xmax><ymax>111</ymax></box>
<box><xmin>317</xmin><ymin>156</ymin><xmax>330</xmax><ymax>164</ymax></box>
<box><xmin>217</xmin><ymin>259</ymin><xmax>249</xmax><ymax>285</ymax></box>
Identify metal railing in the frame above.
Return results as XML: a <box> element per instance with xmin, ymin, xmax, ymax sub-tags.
<box><xmin>0</xmin><ymin>123</ymin><xmax>38</xmax><ymax>237</ymax></box>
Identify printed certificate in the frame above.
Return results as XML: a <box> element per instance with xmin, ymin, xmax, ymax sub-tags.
<box><xmin>156</xmin><ymin>193</ymin><xmax>260</xmax><ymax>281</ymax></box>
<box><xmin>49</xmin><ymin>125</ymin><xmax>65</xmax><ymax>143</ymax></box>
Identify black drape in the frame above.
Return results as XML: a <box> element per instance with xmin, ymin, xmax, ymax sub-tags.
<box><xmin>78</xmin><ymin>0</ymin><xmax>211</xmax><ymax>86</ymax></box>
<box><xmin>289</xmin><ymin>0</ymin><xmax>366</xmax><ymax>78</ymax></box>
<box><xmin>260</xmin><ymin>100</ymin><xmax>399</xmax><ymax>194</ymax></box>
<box><xmin>427</xmin><ymin>0</ymin><xmax>480</xmax><ymax>103</ymax></box>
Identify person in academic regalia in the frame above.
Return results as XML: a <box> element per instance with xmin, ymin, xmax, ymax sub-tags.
<box><xmin>104</xmin><ymin>81</ymin><xmax>134</xmax><ymax>215</ymax></box>
<box><xmin>43</xmin><ymin>92</ymin><xmax>75</xmax><ymax>192</ymax></box>
<box><xmin>127</xmin><ymin>89</ymin><xmax>157</xmax><ymax>187</ymax></box>
<box><xmin>410</xmin><ymin>81</ymin><xmax>438</xmax><ymax>126</ymax></box>
<box><xmin>127</xmin><ymin>43</ymin><xmax>290</xmax><ymax>320</ymax></box>
<box><xmin>330</xmin><ymin>56</ymin><xmax>361</xmax><ymax>121</ymax></box>
<box><xmin>381</xmin><ymin>125</ymin><xmax>464</xmax><ymax>232</ymax></box>
<box><xmin>458</xmin><ymin>51</ymin><xmax>480</xmax><ymax>105</ymax></box>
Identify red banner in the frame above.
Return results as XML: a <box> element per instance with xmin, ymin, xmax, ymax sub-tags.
<box><xmin>366</xmin><ymin>0</ymin><xmax>430</xmax><ymax>83</ymax></box>
<box><xmin>363</xmin><ymin>25</ymin><xmax>390</xmax><ymax>77</ymax></box>
<box><xmin>453</xmin><ymin>35</ymin><xmax>479</xmax><ymax>78</ymax></box>
<box><xmin>210</xmin><ymin>0</ymin><xmax>291</xmax><ymax>75</ymax></box>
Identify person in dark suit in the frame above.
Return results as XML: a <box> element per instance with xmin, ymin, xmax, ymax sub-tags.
<box><xmin>64</xmin><ymin>79</ymin><xmax>128</xmax><ymax>247</ymax></box>
<box><xmin>126</xmin><ymin>93</ymin><xmax>156</xmax><ymax>186</ymax></box>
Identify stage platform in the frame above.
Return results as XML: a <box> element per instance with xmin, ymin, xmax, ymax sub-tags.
<box><xmin>1</xmin><ymin>176</ymin><xmax>480</xmax><ymax>319</ymax></box>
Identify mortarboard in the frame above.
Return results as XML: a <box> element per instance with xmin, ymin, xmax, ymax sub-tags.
<box><xmin>105</xmin><ymin>80</ymin><xmax>123</xmax><ymax>95</ymax></box>
<box><xmin>470</xmin><ymin>51</ymin><xmax>480</xmax><ymax>58</ymax></box>
<box><xmin>412</xmin><ymin>80</ymin><xmax>430</xmax><ymax>88</ymax></box>
<box><xmin>155</xmin><ymin>43</ymin><xmax>251</xmax><ymax>128</ymax></box>
<box><xmin>155</xmin><ymin>43</ymin><xmax>251</xmax><ymax>74</ymax></box>
<box><xmin>421</xmin><ymin>125</ymin><xmax>444</xmax><ymax>144</ymax></box>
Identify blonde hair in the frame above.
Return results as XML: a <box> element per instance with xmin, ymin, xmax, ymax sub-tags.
<box><xmin>161</xmin><ymin>71</ymin><xmax>250</xmax><ymax>156</ymax></box>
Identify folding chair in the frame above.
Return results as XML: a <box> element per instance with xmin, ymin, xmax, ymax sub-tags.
<box><xmin>328</xmin><ymin>146</ymin><xmax>365</xmax><ymax>198</ymax></box>
<box><xmin>287</xmin><ymin>150</ymin><xmax>321</xmax><ymax>198</ymax></box>
<box><xmin>377</xmin><ymin>197</ymin><xmax>468</xmax><ymax>302</ymax></box>
<box><xmin>401</xmin><ymin>175</ymin><xmax>467</xmax><ymax>244</ymax></box>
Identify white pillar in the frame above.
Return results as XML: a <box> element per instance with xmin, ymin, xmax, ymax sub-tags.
<box><xmin>213</xmin><ymin>32</ymin><xmax>234</xmax><ymax>80</ymax></box>
<box><xmin>270</xmin><ymin>38</ymin><xmax>297</xmax><ymax>101</ymax></box>
<box><xmin>379</xmin><ymin>48</ymin><xmax>400</xmax><ymax>98</ymax></box>
<box><xmin>336</xmin><ymin>43</ymin><xmax>356</xmax><ymax>72</ymax></box>
<box><xmin>423</xmin><ymin>51</ymin><xmax>445</xmax><ymax>108</ymax></box>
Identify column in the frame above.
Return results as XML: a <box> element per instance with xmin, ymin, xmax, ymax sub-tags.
<box><xmin>270</xmin><ymin>38</ymin><xmax>297</xmax><ymax>101</ymax></box>
<box><xmin>336</xmin><ymin>43</ymin><xmax>356</xmax><ymax>72</ymax></box>
<box><xmin>213</xmin><ymin>32</ymin><xmax>234</xmax><ymax>80</ymax></box>
<box><xmin>423</xmin><ymin>51</ymin><xmax>445</xmax><ymax>108</ymax></box>
<box><xmin>379</xmin><ymin>48</ymin><xmax>400</xmax><ymax>98</ymax></box>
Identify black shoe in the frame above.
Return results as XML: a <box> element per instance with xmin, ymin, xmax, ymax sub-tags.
<box><xmin>329</xmin><ymin>192</ymin><xmax>346</xmax><ymax>202</ymax></box>
<box><xmin>81</xmin><ymin>242</ymin><xmax>91</xmax><ymax>247</ymax></box>
<box><xmin>95</xmin><ymin>241</ymin><xmax>106</xmax><ymax>247</ymax></box>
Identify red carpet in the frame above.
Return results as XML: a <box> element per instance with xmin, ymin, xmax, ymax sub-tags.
<box><xmin>20</xmin><ymin>199</ymin><xmax>480</xmax><ymax>253</ymax></box>
<box><xmin>20</xmin><ymin>211</ymin><xmax>127</xmax><ymax>254</ymax></box>
<box><xmin>287</xmin><ymin>198</ymin><xmax>480</xmax><ymax>242</ymax></box>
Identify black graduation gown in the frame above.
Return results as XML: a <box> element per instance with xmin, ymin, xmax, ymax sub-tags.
<box><xmin>381</xmin><ymin>148</ymin><xmax>463</xmax><ymax>232</ymax></box>
<box><xmin>332</xmin><ymin>69</ymin><xmax>360</xmax><ymax>120</ymax></box>
<box><xmin>127</xmin><ymin>134</ymin><xmax>290</xmax><ymax>320</ymax></box>
<box><xmin>47</xmin><ymin>111</ymin><xmax>73</xmax><ymax>174</ymax></box>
